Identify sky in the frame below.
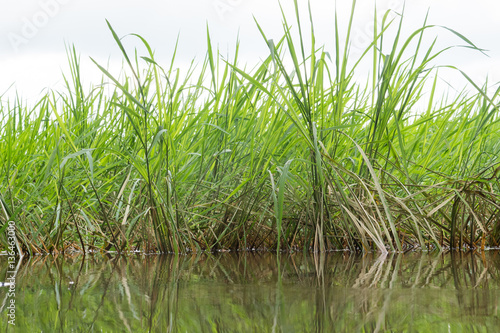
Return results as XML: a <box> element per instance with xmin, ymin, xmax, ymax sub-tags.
<box><xmin>1</xmin><ymin>0</ymin><xmax>500</xmax><ymax>104</ymax></box>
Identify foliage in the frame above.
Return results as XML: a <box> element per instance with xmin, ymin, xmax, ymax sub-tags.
<box><xmin>0</xmin><ymin>1</ymin><xmax>499</xmax><ymax>254</ymax></box>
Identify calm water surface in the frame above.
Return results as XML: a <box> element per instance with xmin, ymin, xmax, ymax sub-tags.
<box><xmin>1</xmin><ymin>252</ymin><xmax>499</xmax><ymax>332</ymax></box>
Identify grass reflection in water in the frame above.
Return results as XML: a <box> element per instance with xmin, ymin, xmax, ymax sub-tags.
<box><xmin>1</xmin><ymin>252</ymin><xmax>499</xmax><ymax>332</ymax></box>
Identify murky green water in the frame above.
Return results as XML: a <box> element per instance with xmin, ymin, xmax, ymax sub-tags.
<box><xmin>1</xmin><ymin>252</ymin><xmax>499</xmax><ymax>332</ymax></box>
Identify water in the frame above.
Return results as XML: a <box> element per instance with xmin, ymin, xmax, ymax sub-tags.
<box><xmin>1</xmin><ymin>252</ymin><xmax>499</xmax><ymax>332</ymax></box>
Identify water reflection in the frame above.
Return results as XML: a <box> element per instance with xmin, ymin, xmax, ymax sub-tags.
<box><xmin>1</xmin><ymin>252</ymin><xmax>499</xmax><ymax>332</ymax></box>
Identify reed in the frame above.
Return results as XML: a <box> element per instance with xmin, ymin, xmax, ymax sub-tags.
<box><xmin>0</xmin><ymin>2</ymin><xmax>498</xmax><ymax>254</ymax></box>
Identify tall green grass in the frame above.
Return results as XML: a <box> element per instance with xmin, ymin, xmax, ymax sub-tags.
<box><xmin>1</xmin><ymin>2</ymin><xmax>499</xmax><ymax>254</ymax></box>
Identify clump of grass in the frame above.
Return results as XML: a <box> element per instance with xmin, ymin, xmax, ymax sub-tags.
<box><xmin>0</xmin><ymin>1</ymin><xmax>499</xmax><ymax>254</ymax></box>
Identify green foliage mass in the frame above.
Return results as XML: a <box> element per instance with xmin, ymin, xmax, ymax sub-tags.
<box><xmin>0</xmin><ymin>1</ymin><xmax>499</xmax><ymax>254</ymax></box>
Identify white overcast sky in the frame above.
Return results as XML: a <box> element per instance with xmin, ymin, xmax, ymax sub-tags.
<box><xmin>1</xmin><ymin>0</ymin><xmax>500</xmax><ymax>104</ymax></box>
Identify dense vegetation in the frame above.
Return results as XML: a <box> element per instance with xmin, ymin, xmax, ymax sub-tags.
<box><xmin>1</xmin><ymin>3</ymin><xmax>499</xmax><ymax>254</ymax></box>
